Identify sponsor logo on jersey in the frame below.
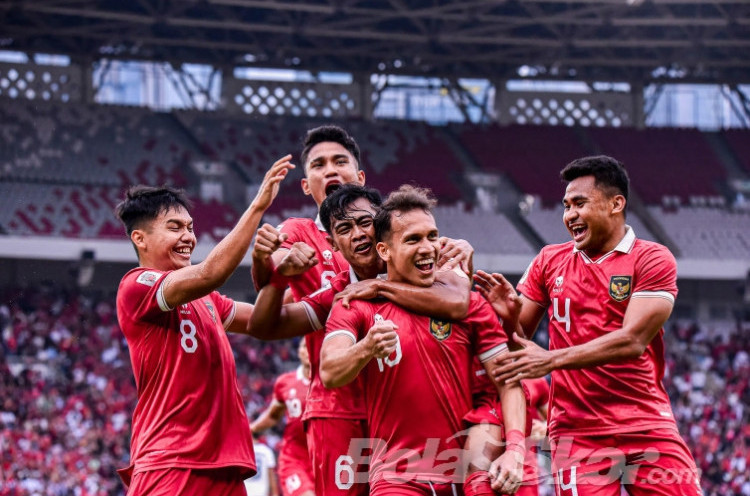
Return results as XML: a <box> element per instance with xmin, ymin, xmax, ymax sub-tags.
<box><xmin>553</xmin><ymin>275</ymin><xmax>564</xmax><ymax>294</ymax></box>
<box><xmin>429</xmin><ymin>319</ymin><xmax>452</xmax><ymax>341</ymax></box>
<box><xmin>609</xmin><ymin>275</ymin><xmax>632</xmax><ymax>301</ymax></box>
<box><xmin>322</xmin><ymin>249</ymin><xmax>333</xmax><ymax>265</ymax></box>
<box><xmin>136</xmin><ymin>270</ymin><xmax>161</xmax><ymax>287</ymax></box>
<box><xmin>204</xmin><ymin>300</ymin><xmax>216</xmax><ymax>323</ymax></box>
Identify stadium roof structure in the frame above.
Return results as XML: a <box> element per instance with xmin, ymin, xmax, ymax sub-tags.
<box><xmin>3</xmin><ymin>0</ymin><xmax>750</xmax><ymax>85</ymax></box>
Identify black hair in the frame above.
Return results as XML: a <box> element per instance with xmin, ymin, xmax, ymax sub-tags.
<box><xmin>374</xmin><ymin>185</ymin><xmax>436</xmax><ymax>242</ymax></box>
<box><xmin>114</xmin><ymin>185</ymin><xmax>192</xmax><ymax>237</ymax></box>
<box><xmin>300</xmin><ymin>125</ymin><xmax>362</xmax><ymax>172</ymax></box>
<box><xmin>319</xmin><ymin>183</ymin><xmax>382</xmax><ymax>235</ymax></box>
<box><xmin>560</xmin><ymin>155</ymin><xmax>630</xmax><ymax>203</ymax></box>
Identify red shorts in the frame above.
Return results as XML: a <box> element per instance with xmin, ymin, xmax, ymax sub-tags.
<box><xmin>550</xmin><ymin>427</ymin><xmax>701</xmax><ymax>496</ymax></box>
<box><xmin>306</xmin><ymin>417</ymin><xmax>369</xmax><ymax>496</ymax></box>
<box><xmin>278</xmin><ymin>457</ymin><xmax>315</xmax><ymax>496</ymax></box>
<box><xmin>370</xmin><ymin>479</ymin><xmax>459</xmax><ymax>496</ymax></box>
<box><xmin>126</xmin><ymin>467</ymin><xmax>246</xmax><ymax>496</ymax></box>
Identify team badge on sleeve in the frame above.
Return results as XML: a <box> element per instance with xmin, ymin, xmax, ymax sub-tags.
<box><xmin>136</xmin><ymin>271</ymin><xmax>162</xmax><ymax>287</ymax></box>
<box><xmin>429</xmin><ymin>319</ymin><xmax>452</xmax><ymax>341</ymax></box>
<box><xmin>609</xmin><ymin>275</ymin><xmax>632</xmax><ymax>302</ymax></box>
<box><xmin>204</xmin><ymin>300</ymin><xmax>217</xmax><ymax>323</ymax></box>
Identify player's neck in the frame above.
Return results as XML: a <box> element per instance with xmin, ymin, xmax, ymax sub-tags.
<box><xmin>583</xmin><ymin>224</ymin><xmax>627</xmax><ymax>260</ymax></box>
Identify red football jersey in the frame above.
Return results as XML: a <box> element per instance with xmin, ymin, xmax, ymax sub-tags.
<box><xmin>525</xmin><ymin>378</ymin><xmax>550</xmax><ymax>419</ymax></box>
<box><xmin>116</xmin><ymin>267</ymin><xmax>255</xmax><ymax>484</ymax></box>
<box><xmin>300</xmin><ymin>268</ymin><xmax>369</xmax><ymax>421</ymax></box>
<box><xmin>324</xmin><ymin>292</ymin><xmax>509</xmax><ymax>483</ymax></box>
<box><xmin>273</xmin><ymin>367</ymin><xmax>312</xmax><ymax>467</ymax></box>
<box><xmin>517</xmin><ymin>227</ymin><xmax>678</xmax><ymax>439</ymax></box>
<box><xmin>277</xmin><ymin>216</ymin><xmax>349</xmax><ymax>302</ymax></box>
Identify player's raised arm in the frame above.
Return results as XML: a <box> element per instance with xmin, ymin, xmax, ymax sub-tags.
<box><xmin>159</xmin><ymin>155</ymin><xmax>294</xmax><ymax>309</ymax></box>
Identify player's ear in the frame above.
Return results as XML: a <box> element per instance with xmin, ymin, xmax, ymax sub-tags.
<box><xmin>356</xmin><ymin>169</ymin><xmax>365</xmax><ymax>185</ymax></box>
<box><xmin>376</xmin><ymin>241</ymin><xmax>389</xmax><ymax>262</ymax></box>
<box><xmin>131</xmin><ymin>229</ymin><xmax>145</xmax><ymax>248</ymax></box>
<box><xmin>301</xmin><ymin>177</ymin><xmax>311</xmax><ymax>196</ymax></box>
<box><xmin>611</xmin><ymin>194</ymin><xmax>626</xmax><ymax>215</ymax></box>
<box><xmin>327</xmin><ymin>235</ymin><xmax>339</xmax><ymax>252</ymax></box>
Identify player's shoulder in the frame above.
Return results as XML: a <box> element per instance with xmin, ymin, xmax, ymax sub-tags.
<box><xmin>632</xmin><ymin>238</ymin><xmax>675</xmax><ymax>260</ymax></box>
<box><xmin>540</xmin><ymin>240</ymin><xmax>576</xmax><ymax>259</ymax></box>
<box><xmin>277</xmin><ymin>216</ymin><xmax>316</xmax><ymax>231</ymax></box>
<box><xmin>118</xmin><ymin>267</ymin><xmax>166</xmax><ymax>292</ymax></box>
<box><xmin>277</xmin><ymin>370</ymin><xmax>297</xmax><ymax>386</ymax></box>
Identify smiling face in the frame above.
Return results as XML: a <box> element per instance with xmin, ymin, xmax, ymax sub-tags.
<box><xmin>327</xmin><ymin>197</ymin><xmax>382</xmax><ymax>279</ymax></box>
<box><xmin>376</xmin><ymin>208</ymin><xmax>440</xmax><ymax>287</ymax></box>
<box><xmin>301</xmin><ymin>141</ymin><xmax>365</xmax><ymax>207</ymax></box>
<box><xmin>132</xmin><ymin>205</ymin><xmax>196</xmax><ymax>271</ymax></box>
<box><xmin>563</xmin><ymin>175</ymin><xmax>626</xmax><ymax>258</ymax></box>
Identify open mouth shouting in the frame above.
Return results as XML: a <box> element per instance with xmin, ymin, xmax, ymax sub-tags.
<box><xmin>325</xmin><ymin>180</ymin><xmax>342</xmax><ymax>196</ymax></box>
<box><xmin>569</xmin><ymin>224</ymin><xmax>588</xmax><ymax>244</ymax></box>
<box><xmin>352</xmin><ymin>241</ymin><xmax>373</xmax><ymax>258</ymax></box>
<box><xmin>415</xmin><ymin>257</ymin><xmax>435</xmax><ymax>273</ymax></box>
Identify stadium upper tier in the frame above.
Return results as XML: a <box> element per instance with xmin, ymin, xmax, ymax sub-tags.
<box><xmin>1</xmin><ymin>101</ymin><xmax>749</xmax><ymax>264</ymax></box>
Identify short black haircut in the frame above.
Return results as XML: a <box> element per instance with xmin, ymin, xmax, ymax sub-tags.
<box><xmin>300</xmin><ymin>125</ymin><xmax>362</xmax><ymax>172</ymax></box>
<box><xmin>560</xmin><ymin>155</ymin><xmax>630</xmax><ymax>203</ymax></box>
<box><xmin>319</xmin><ymin>183</ymin><xmax>382</xmax><ymax>235</ymax></box>
<box><xmin>114</xmin><ymin>185</ymin><xmax>192</xmax><ymax>237</ymax></box>
<box><xmin>374</xmin><ymin>185</ymin><xmax>436</xmax><ymax>242</ymax></box>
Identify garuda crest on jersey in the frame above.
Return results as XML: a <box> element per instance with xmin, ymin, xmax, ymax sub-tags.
<box><xmin>609</xmin><ymin>275</ymin><xmax>632</xmax><ymax>302</ymax></box>
<box><xmin>429</xmin><ymin>318</ymin><xmax>452</xmax><ymax>341</ymax></box>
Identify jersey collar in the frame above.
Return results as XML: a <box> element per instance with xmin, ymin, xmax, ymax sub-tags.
<box><xmin>314</xmin><ymin>214</ymin><xmax>326</xmax><ymax>232</ymax></box>
<box><xmin>349</xmin><ymin>266</ymin><xmax>387</xmax><ymax>283</ymax></box>
<box><xmin>296</xmin><ymin>365</ymin><xmax>310</xmax><ymax>385</ymax></box>
<box><xmin>574</xmin><ymin>225</ymin><xmax>636</xmax><ymax>263</ymax></box>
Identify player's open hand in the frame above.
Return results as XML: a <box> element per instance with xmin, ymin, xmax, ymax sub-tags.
<box><xmin>251</xmin><ymin>154</ymin><xmax>295</xmax><ymax>211</ymax></box>
<box><xmin>252</xmin><ymin>224</ymin><xmax>288</xmax><ymax>260</ymax></box>
<box><xmin>438</xmin><ymin>237</ymin><xmax>474</xmax><ymax>275</ymax></box>
<box><xmin>334</xmin><ymin>279</ymin><xmax>381</xmax><ymax>308</ymax></box>
<box><xmin>364</xmin><ymin>320</ymin><xmax>399</xmax><ymax>360</ymax></box>
<box><xmin>277</xmin><ymin>242</ymin><xmax>318</xmax><ymax>277</ymax></box>
<box><xmin>473</xmin><ymin>270</ymin><xmax>522</xmax><ymax>324</ymax></box>
<box><xmin>489</xmin><ymin>448</ymin><xmax>524</xmax><ymax>494</ymax></box>
<box><xmin>491</xmin><ymin>333</ymin><xmax>554</xmax><ymax>385</ymax></box>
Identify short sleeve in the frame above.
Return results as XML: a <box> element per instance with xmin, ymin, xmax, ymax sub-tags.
<box><xmin>324</xmin><ymin>300</ymin><xmax>365</xmax><ymax>345</ymax></box>
<box><xmin>117</xmin><ymin>269</ymin><xmax>170</xmax><ymax>323</ymax></box>
<box><xmin>516</xmin><ymin>251</ymin><xmax>549</xmax><ymax>307</ymax></box>
<box><xmin>632</xmin><ymin>244</ymin><xmax>678</xmax><ymax>303</ymax></box>
<box><xmin>272</xmin><ymin>375</ymin><xmax>285</xmax><ymax>404</ymax></box>
<box><xmin>211</xmin><ymin>291</ymin><xmax>237</xmax><ymax>328</ymax></box>
<box><xmin>301</xmin><ymin>287</ymin><xmax>335</xmax><ymax>331</ymax></box>
<box><xmin>467</xmin><ymin>294</ymin><xmax>509</xmax><ymax>363</ymax></box>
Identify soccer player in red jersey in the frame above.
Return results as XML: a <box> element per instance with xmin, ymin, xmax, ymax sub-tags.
<box><xmin>113</xmin><ymin>157</ymin><xmax>295</xmax><ymax>495</ymax></box>
<box><xmin>319</xmin><ymin>185</ymin><xmax>527</xmax><ymax>496</ymax></box>
<box><xmin>251</xmin><ymin>128</ymin><xmax>473</xmax><ymax>496</ymax></box>
<box><xmin>251</xmin><ymin>125</ymin><xmax>366</xmax><ymax>496</ymax></box>
<box><xmin>252</xmin><ymin>340</ymin><xmax>315</xmax><ymax>496</ymax></box>
<box><xmin>251</xmin><ymin>183</ymin><xmax>473</xmax><ymax>496</ymax></box>
<box><xmin>475</xmin><ymin>155</ymin><xmax>702</xmax><ymax>496</ymax></box>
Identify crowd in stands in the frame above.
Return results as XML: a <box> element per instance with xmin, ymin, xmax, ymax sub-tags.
<box><xmin>0</xmin><ymin>284</ymin><xmax>747</xmax><ymax>495</ymax></box>
<box><xmin>0</xmin><ymin>284</ymin><xmax>295</xmax><ymax>496</ymax></box>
